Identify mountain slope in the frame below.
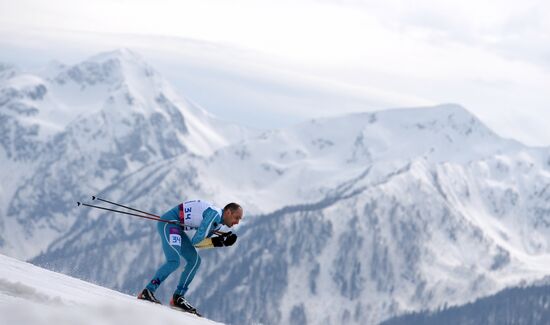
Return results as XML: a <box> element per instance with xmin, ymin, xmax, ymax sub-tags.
<box><xmin>380</xmin><ymin>281</ymin><xmax>550</xmax><ymax>325</ymax></box>
<box><xmin>0</xmin><ymin>253</ymin><xmax>221</xmax><ymax>325</ymax></box>
<box><xmin>191</xmin><ymin>153</ymin><xmax>550</xmax><ymax>324</ymax></box>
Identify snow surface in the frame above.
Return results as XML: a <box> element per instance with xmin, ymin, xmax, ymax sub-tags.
<box><xmin>0</xmin><ymin>253</ymin><xmax>221</xmax><ymax>325</ymax></box>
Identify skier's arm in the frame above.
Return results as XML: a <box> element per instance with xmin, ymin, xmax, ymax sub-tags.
<box><xmin>190</xmin><ymin>208</ymin><xmax>220</xmax><ymax>245</ymax></box>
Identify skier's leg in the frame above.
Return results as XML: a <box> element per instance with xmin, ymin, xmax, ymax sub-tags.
<box><xmin>145</xmin><ymin>221</ymin><xmax>182</xmax><ymax>292</ymax></box>
<box><xmin>174</xmin><ymin>234</ymin><xmax>201</xmax><ymax>297</ymax></box>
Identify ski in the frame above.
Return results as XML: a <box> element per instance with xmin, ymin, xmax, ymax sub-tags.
<box><xmin>169</xmin><ymin>305</ymin><xmax>202</xmax><ymax>317</ymax></box>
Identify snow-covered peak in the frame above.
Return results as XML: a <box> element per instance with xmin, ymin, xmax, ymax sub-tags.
<box><xmin>256</xmin><ymin>103</ymin><xmax>518</xmax><ymax>165</ymax></box>
<box><xmin>89</xmin><ymin>48</ymin><xmax>146</xmax><ymax>63</ymax></box>
<box><xmin>364</xmin><ymin>103</ymin><xmax>499</xmax><ymax>141</ymax></box>
<box><xmin>0</xmin><ymin>49</ymin><xmax>248</xmax><ymax>156</ymax></box>
<box><xmin>58</xmin><ymin>49</ymin><xmax>239</xmax><ymax>156</ymax></box>
<box><xmin>49</xmin><ymin>48</ymin><xmax>166</xmax><ymax>121</ymax></box>
<box><xmin>298</xmin><ymin>103</ymin><xmax>494</xmax><ymax>139</ymax></box>
<box><xmin>0</xmin><ymin>253</ymin><xmax>222</xmax><ymax>325</ymax></box>
<box><xmin>53</xmin><ymin>48</ymin><xmax>156</xmax><ymax>88</ymax></box>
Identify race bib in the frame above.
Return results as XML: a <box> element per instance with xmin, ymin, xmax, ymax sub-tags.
<box><xmin>169</xmin><ymin>234</ymin><xmax>182</xmax><ymax>246</ymax></box>
<box><xmin>169</xmin><ymin>228</ymin><xmax>182</xmax><ymax>246</ymax></box>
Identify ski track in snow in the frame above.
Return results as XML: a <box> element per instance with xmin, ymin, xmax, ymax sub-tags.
<box><xmin>0</xmin><ymin>254</ymin><xmax>222</xmax><ymax>325</ymax></box>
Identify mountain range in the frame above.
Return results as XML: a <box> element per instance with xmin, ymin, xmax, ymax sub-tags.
<box><xmin>1</xmin><ymin>49</ymin><xmax>549</xmax><ymax>324</ymax></box>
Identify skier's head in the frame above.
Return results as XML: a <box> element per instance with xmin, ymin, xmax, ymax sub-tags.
<box><xmin>222</xmin><ymin>202</ymin><xmax>243</xmax><ymax>227</ymax></box>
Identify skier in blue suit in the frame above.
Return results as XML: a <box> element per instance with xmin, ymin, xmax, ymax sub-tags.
<box><xmin>138</xmin><ymin>200</ymin><xmax>242</xmax><ymax>315</ymax></box>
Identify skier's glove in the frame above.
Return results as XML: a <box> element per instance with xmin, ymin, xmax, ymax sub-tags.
<box><xmin>211</xmin><ymin>232</ymin><xmax>238</xmax><ymax>247</ymax></box>
<box><xmin>223</xmin><ymin>233</ymin><xmax>237</xmax><ymax>246</ymax></box>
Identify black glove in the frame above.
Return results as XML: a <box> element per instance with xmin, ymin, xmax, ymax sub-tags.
<box><xmin>223</xmin><ymin>233</ymin><xmax>237</xmax><ymax>246</ymax></box>
<box><xmin>211</xmin><ymin>232</ymin><xmax>238</xmax><ymax>247</ymax></box>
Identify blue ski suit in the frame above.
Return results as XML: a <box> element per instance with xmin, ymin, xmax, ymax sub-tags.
<box><xmin>146</xmin><ymin>200</ymin><xmax>223</xmax><ymax>297</ymax></box>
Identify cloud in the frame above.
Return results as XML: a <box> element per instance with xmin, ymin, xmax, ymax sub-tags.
<box><xmin>1</xmin><ymin>1</ymin><xmax>549</xmax><ymax>146</ymax></box>
<box><xmin>315</xmin><ymin>0</ymin><xmax>550</xmax><ymax>69</ymax></box>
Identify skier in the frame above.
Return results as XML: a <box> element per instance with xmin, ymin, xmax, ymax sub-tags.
<box><xmin>137</xmin><ymin>200</ymin><xmax>242</xmax><ymax>315</ymax></box>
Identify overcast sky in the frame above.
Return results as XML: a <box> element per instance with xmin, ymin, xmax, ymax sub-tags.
<box><xmin>1</xmin><ymin>0</ymin><xmax>549</xmax><ymax>146</ymax></box>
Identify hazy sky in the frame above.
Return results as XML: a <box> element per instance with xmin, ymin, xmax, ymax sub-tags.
<box><xmin>1</xmin><ymin>0</ymin><xmax>549</xmax><ymax>146</ymax></box>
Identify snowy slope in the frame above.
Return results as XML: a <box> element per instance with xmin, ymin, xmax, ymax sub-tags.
<box><xmin>0</xmin><ymin>253</ymin><xmax>221</xmax><ymax>325</ymax></box>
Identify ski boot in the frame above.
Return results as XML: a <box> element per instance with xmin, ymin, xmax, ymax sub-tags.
<box><xmin>170</xmin><ymin>294</ymin><xmax>202</xmax><ymax>317</ymax></box>
<box><xmin>137</xmin><ymin>288</ymin><xmax>161</xmax><ymax>304</ymax></box>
